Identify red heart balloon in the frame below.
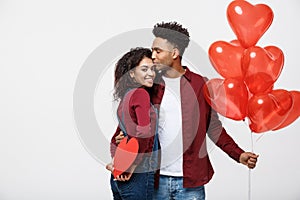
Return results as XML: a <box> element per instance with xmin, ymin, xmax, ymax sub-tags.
<box><xmin>248</xmin><ymin>89</ymin><xmax>293</xmax><ymax>133</ymax></box>
<box><xmin>242</xmin><ymin>46</ymin><xmax>284</xmax><ymax>94</ymax></box>
<box><xmin>209</xmin><ymin>40</ymin><xmax>245</xmax><ymax>79</ymax></box>
<box><xmin>273</xmin><ymin>91</ymin><xmax>300</xmax><ymax>131</ymax></box>
<box><xmin>113</xmin><ymin>137</ymin><xmax>139</xmax><ymax>178</ymax></box>
<box><xmin>227</xmin><ymin>0</ymin><xmax>273</xmax><ymax>48</ymax></box>
<box><xmin>203</xmin><ymin>78</ymin><xmax>248</xmax><ymax>120</ymax></box>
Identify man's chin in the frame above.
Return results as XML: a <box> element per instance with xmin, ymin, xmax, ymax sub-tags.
<box><xmin>155</xmin><ymin>64</ymin><xmax>170</xmax><ymax>72</ymax></box>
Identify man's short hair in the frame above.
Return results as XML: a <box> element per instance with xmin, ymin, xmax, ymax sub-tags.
<box><xmin>152</xmin><ymin>21</ymin><xmax>190</xmax><ymax>56</ymax></box>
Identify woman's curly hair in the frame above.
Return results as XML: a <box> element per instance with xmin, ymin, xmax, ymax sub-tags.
<box><xmin>113</xmin><ymin>47</ymin><xmax>152</xmax><ymax>100</ymax></box>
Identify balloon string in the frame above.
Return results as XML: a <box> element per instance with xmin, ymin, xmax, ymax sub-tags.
<box><xmin>255</xmin><ymin>134</ymin><xmax>264</xmax><ymax>143</ymax></box>
<box><xmin>250</xmin><ymin>130</ymin><xmax>254</xmax><ymax>152</ymax></box>
<box><xmin>243</xmin><ymin>119</ymin><xmax>259</xmax><ymax>200</ymax></box>
<box><xmin>248</xmin><ymin>130</ymin><xmax>254</xmax><ymax>200</ymax></box>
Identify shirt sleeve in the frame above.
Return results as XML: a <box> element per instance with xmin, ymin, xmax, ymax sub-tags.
<box><xmin>207</xmin><ymin>107</ymin><xmax>244</xmax><ymax>162</ymax></box>
<box><xmin>130</xmin><ymin>88</ymin><xmax>153</xmax><ymax>165</ymax></box>
<box><xmin>131</xmin><ymin>88</ymin><xmax>151</xmax><ymax>127</ymax></box>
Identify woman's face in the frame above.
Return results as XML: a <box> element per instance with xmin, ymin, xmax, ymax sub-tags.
<box><xmin>130</xmin><ymin>57</ymin><xmax>156</xmax><ymax>88</ymax></box>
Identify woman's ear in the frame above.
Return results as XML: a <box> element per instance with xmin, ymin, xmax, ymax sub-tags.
<box><xmin>129</xmin><ymin>70</ymin><xmax>135</xmax><ymax>78</ymax></box>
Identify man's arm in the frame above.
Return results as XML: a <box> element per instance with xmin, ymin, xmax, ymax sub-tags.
<box><xmin>110</xmin><ymin>126</ymin><xmax>122</xmax><ymax>158</ymax></box>
<box><xmin>207</xmin><ymin>108</ymin><xmax>258</xmax><ymax>169</ymax></box>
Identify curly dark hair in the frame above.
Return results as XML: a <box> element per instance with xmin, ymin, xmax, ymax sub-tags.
<box><xmin>152</xmin><ymin>21</ymin><xmax>190</xmax><ymax>56</ymax></box>
<box><xmin>113</xmin><ymin>47</ymin><xmax>152</xmax><ymax>100</ymax></box>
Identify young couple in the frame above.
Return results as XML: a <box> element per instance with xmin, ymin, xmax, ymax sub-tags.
<box><xmin>106</xmin><ymin>21</ymin><xmax>259</xmax><ymax>200</ymax></box>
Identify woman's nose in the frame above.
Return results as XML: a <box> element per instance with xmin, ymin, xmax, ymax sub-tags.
<box><xmin>147</xmin><ymin>69</ymin><xmax>154</xmax><ymax>76</ymax></box>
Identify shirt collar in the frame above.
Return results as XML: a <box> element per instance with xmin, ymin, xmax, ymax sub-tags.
<box><xmin>156</xmin><ymin>66</ymin><xmax>192</xmax><ymax>84</ymax></box>
<box><xmin>182</xmin><ymin>66</ymin><xmax>192</xmax><ymax>82</ymax></box>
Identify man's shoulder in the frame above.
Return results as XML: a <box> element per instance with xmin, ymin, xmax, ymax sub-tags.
<box><xmin>184</xmin><ymin>67</ymin><xmax>208</xmax><ymax>83</ymax></box>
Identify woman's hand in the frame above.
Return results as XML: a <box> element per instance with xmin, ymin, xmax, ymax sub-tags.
<box><xmin>105</xmin><ymin>163</ymin><xmax>114</xmax><ymax>172</ymax></box>
<box><xmin>114</xmin><ymin>164</ymin><xmax>137</xmax><ymax>181</ymax></box>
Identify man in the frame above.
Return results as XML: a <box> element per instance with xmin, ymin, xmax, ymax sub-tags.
<box><xmin>149</xmin><ymin>21</ymin><xmax>258</xmax><ymax>199</ymax></box>
<box><xmin>109</xmin><ymin>21</ymin><xmax>258</xmax><ymax>199</ymax></box>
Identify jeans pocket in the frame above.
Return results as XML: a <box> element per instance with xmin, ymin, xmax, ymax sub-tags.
<box><xmin>116</xmin><ymin>173</ymin><xmax>154</xmax><ymax>200</ymax></box>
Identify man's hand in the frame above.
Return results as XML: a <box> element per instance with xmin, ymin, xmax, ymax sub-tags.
<box><xmin>239</xmin><ymin>152</ymin><xmax>259</xmax><ymax>169</ymax></box>
<box><xmin>115</xmin><ymin>131</ymin><xmax>125</xmax><ymax>144</ymax></box>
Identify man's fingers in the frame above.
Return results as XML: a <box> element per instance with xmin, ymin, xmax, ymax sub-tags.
<box><xmin>249</xmin><ymin>157</ymin><xmax>257</xmax><ymax>162</ymax></box>
<box><xmin>248</xmin><ymin>162</ymin><xmax>256</xmax><ymax>168</ymax></box>
<box><xmin>117</xmin><ymin>131</ymin><xmax>124</xmax><ymax>138</ymax></box>
<box><xmin>247</xmin><ymin>156</ymin><xmax>258</xmax><ymax>169</ymax></box>
<box><xmin>250</xmin><ymin>153</ymin><xmax>259</xmax><ymax>158</ymax></box>
<box><xmin>115</xmin><ymin>135</ymin><xmax>124</xmax><ymax>140</ymax></box>
<box><xmin>115</xmin><ymin>135</ymin><xmax>125</xmax><ymax>144</ymax></box>
<box><xmin>115</xmin><ymin>131</ymin><xmax>125</xmax><ymax>144</ymax></box>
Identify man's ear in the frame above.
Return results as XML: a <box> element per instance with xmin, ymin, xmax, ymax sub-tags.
<box><xmin>172</xmin><ymin>48</ymin><xmax>180</xmax><ymax>59</ymax></box>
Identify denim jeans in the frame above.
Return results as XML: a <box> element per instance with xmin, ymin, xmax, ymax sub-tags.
<box><xmin>153</xmin><ymin>175</ymin><xmax>205</xmax><ymax>200</ymax></box>
<box><xmin>110</xmin><ymin>156</ymin><xmax>156</xmax><ymax>200</ymax></box>
<box><xmin>110</xmin><ymin>171</ymin><xmax>155</xmax><ymax>200</ymax></box>
<box><xmin>112</xmin><ymin>104</ymin><xmax>159</xmax><ymax>200</ymax></box>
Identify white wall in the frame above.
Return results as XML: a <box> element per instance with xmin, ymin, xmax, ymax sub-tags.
<box><xmin>0</xmin><ymin>0</ymin><xmax>299</xmax><ymax>199</ymax></box>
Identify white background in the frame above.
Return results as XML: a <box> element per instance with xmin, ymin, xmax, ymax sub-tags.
<box><xmin>1</xmin><ymin>0</ymin><xmax>300</xmax><ymax>199</ymax></box>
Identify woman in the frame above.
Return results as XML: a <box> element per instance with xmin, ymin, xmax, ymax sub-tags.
<box><xmin>107</xmin><ymin>47</ymin><xmax>159</xmax><ymax>200</ymax></box>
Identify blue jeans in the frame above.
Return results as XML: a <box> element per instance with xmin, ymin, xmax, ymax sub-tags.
<box><xmin>153</xmin><ymin>175</ymin><xmax>205</xmax><ymax>200</ymax></box>
<box><xmin>110</xmin><ymin>171</ymin><xmax>155</xmax><ymax>200</ymax></box>
<box><xmin>110</xmin><ymin>156</ymin><xmax>156</xmax><ymax>200</ymax></box>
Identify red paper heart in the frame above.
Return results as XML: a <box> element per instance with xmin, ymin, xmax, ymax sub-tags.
<box><xmin>242</xmin><ymin>46</ymin><xmax>284</xmax><ymax>94</ymax></box>
<box><xmin>227</xmin><ymin>0</ymin><xmax>273</xmax><ymax>48</ymax></box>
<box><xmin>203</xmin><ymin>78</ymin><xmax>248</xmax><ymax>120</ymax></box>
<box><xmin>113</xmin><ymin>137</ymin><xmax>139</xmax><ymax>178</ymax></box>
<box><xmin>248</xmin><ymin>89</ymin><xmax>293</xmax><ymax>133</ymax></box>
<box><xmin>209</xmin><ymin>40</ymin><xmax>245</xmax><ymax>79</ymax></box>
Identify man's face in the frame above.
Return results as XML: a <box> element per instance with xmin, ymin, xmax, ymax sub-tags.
<box><xmin>151</xmin><ymin>37</ymin><xmax>175</xmax><ymax>71</ymax></box>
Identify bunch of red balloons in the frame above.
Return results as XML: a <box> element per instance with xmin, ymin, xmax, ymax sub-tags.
<box><xmin>203</xmin><ymin>0</ymin><xmax>300</xmax><ymax>133</ymax></box>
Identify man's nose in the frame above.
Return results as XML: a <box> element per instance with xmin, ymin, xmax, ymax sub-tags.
<box><xmin>151</xmin><ymin>51</ymin><xmax>156</xmax><ymax>60</ymax></box>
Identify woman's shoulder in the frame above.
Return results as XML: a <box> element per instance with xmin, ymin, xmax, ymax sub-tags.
<box><xmin>120</xmin><ymin>88</ymin><xmax>151</xmax><ymax>111</ymax></box>
<box><xmin>125</xmin><ymin>88</ymin><xmax>150</xmax><ymax>101</ymax></box>
<box><xmin>131</xmin><ymin>88</ymin><xmax>150</xmax><ymax>97</ymax></box>
<box><xmin>119</xmin><ymin>88</ymin><xmax>150</xmax><ymax>111</ymax></box>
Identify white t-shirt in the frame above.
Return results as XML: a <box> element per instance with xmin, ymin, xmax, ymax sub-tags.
<box><xmin>158</xmin><ymin>76</ymin><xmax>183</xmax><ymax>176</ymax></box>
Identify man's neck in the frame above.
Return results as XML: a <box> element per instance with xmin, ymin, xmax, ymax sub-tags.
<box><xmin>163</xmin><ymin>64</ymin><xmax>185</xmax><ymax>78</ymax></box>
